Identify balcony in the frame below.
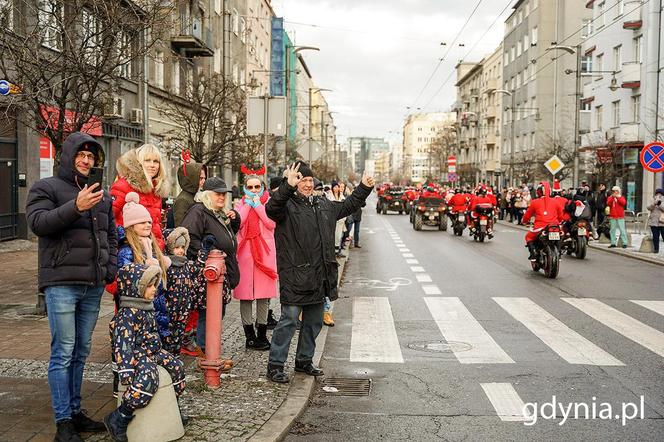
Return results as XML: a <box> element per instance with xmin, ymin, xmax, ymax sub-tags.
<box><xmin>623</xmin><ymin>1</ymin><xmax>642</xmax><ymax>29</ymax></box>
<box><xmin>171</xmin><ymin>17</ymin><xmax>214</xmax><ymax>57</ymax></box>
<box><xmin>470</xmin><ymin>88</ymin><xmax>480</xmax><ymax>97</ymax></box>
<box><xmin>621</xmin><ymin>61</ymin><xmax>641</xmax><ymax>88</ymax></box>
<box><xmin>483</xmin><ymin>78</ymin><xmax>497</xmax><ymax>93</ymax></box>
<box><xmin>485</xmin><ymin>132</ymin><xmax>497</xmax><ymax>145</ymax></box>
<box><xmin>484</xmin><ymin>105</ymin><xmax>497</xmax><ymax>119</ymax></box>
<box><xmin>606</xmin><ymin>123</ymin><xmax>640</xmax><ymax>144</ymax></box>
<box><xmin>484</xmin><ymin>159</ymin><xmax>499</xmax><ymax>171</ymax></box>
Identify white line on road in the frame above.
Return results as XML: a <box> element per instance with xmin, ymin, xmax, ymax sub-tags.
<box><xmin>406</xmin><ymin>259</ymin><xmax>419</xmax><ymax>264</ymax></box>
<box><xmin>563</xmin><ymin>298</ymin><xmax>664</xmax><ymax>357</ymax></box>
<box><xmin>398</xmin><ymin>248</ymin><xmax>410</xmax><ymax>252</ymax></box>
<box><xmin>402</xmin><ymin>253</ymin><xmax>414</xmax><ymax>258</ymax></box>
<box><xmin>422</xmin><ymin>285</ymin><xmax>442</xmax><ymax>295</ymax></box>
<box><xmin>424</xmin><ymin>297</ymin><xmax>514</xmax><ymax>364</ymax></box>
<box><xmin>410</xmin><ymin>266</ymin><xmax>425</xmax><ymax>272</ymax></box>
<box><xmin>416</xmin><ymin>274</ymin><xmax>432</xmax><ymax>283</ymax></box>
<box><xmin>350</xmin><ymin>297</ymin><xmax>404</xmax><ymax>363</ymax></box>
<box><xmin>631</xmin><ymin>300</ymin><xmax>664</xmax><ymax>317</ymax></box>
<box><xmin>494</xmin><ymin>297</ymin><xmax>623</xmax><ymax>366</ymax></box>
<box><xmin>481</xmin><ymin>383</ymin><xmax>530</xmax><ymax>422</ymax></box>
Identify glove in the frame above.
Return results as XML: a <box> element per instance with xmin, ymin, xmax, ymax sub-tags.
<box><xmin>202</xmin><ymin>235</ymin><xmax>216</xmax><ymax>251</ymax></box>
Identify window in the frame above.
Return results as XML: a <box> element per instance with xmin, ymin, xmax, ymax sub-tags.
<box><xmin>613</xmin><ymin>45</ymin><xmax>622</xmax><ymax>71</ymax></box>
<box><xmin>518</xmin><ymin>10</ymin><xmax>523</xmax><ymax>24</ymax></box>
<box><xmin>186</xmin><ymin>65</ymin><xmax>194</xmax><ymax>98</ymax></box>
<box><xmin>504</xmin><ymin>51</ymin><xmax>509</xmax><ymax>65</ymax></box>
<box><xmin>581</xmin><ymin>55</ymin><xmax>592</xmax><ymax>73</ymax></box>
<box><xmin>531</xmin><ymin>97</ymin><xmax>537</xmax><ymax>116</ymax></box>
<box><xmin>214</xmin><ymin>48</ymin><xmax>221</xmax><ymax>73</ymax></box>
<box><xmin>523</xmin><ymin>68</ymin><xmax>529</xmax><ymax>85</ymax></box>
<box><xmin>582</xmin><ymin>19</ymin><xmax>593</xmax><ymax>38</ymax></box>
<box><xmin>172</xmin><ymin>58</ymin><xmax>180</xmax><ymax>95</ymax></box>
<box><xmin>597</xmin><ymin>2</ymin><xmax>605</xmax><ymax>28</ymax></box>
<box><xmin>232</xmin><ymin>9</ymin><xmax>239</xmax><ymax>35</ymax></box>
<box><xmin>596</xmin><ymin>105</ymin><xmax>603</xmax><ymax>130</ymax></box>
<box><xmin>510</xmin><ymin>46</ymin><xmax>515</xmax><ymax>62</ymax></box>
<box><xmin>616</xmin><ymin>0</ymin><xmax>624</xmax><ymax>17</ymax></box>
<box><xmin>515</xmin><ymin>135</ymin><xmax>520</xmax><ymax>152</ymax></box>
<box><xmin>239</xmin><ymin>17</ymin><xmax>246</xmax><ymax>43</ymax></box>
<box><xmin>154</xmin><ymin>51</ymin><xmax>164</xmax><ymax>88</ymax></box>
<box><xmin>232</xmin><ymin>63</ymin><xmax>239</xmax><ymax>84</ymax></box>
<box><xmin>39</xmin><ymin>0</ymin><xmax>61</xmax><ymax>50</ymax></box>
<box><xmin>525</xmin><ymin>1</ymin><xmax>530</xmax><ymax>16</ymax></box>
<box><xmin>533</xmin><ymin>0</ymin><xmax>538</xmax><ymax>8</ymax></box>
<box><xmin>581</xmin><ymin>101</ymin><xmax>591</xmax><ymax>111</ymax></box>
<box><xmin>214</xmin><ymin>0</ymin><xmax>221</xmax><ymax>15</ymax></box>
<box><xmin>516</xmin><ymin>71</ymin><xmax>522</xmax><ymax>88</ymax></box>
<box><xmin>631</xmin><ymin>95</ymin><xmax>640</xmax><ymax>123</ymax></box>
<box><xmin>633</xmin><ymin>36</ymin><xmax>642</xmax><ymax>63</ymax></box>
<box><xmin>596</xmin><ymin>53</ymin><xmax>604</xmax><ymax>78</ymax></box>
<box><xmin>82</xmin><ymin>9</ymin><xmax>99</xmax><ymax>63</ymax></box>
<box><xmin>524</xmin><ymin>34</ymin><xmax>529</xmax><ymax>50</ymax></box>
<box><xmin>118</xmin><ymin>32</ymin><xmax>132</xmax><ymax>78</ymax></box>
<box><xmin>612</xmin><ymin>100</ymin><xmax>620</xmax><ymax>127</ymax></box>
<box><xmin>517</xmin><ymin>40</ymin><xmax>522</xmax><ymax>56</ymax></box>
<box><xmin>530</xmin><ymin>133</ymin><xmax>535</xmax><ymax>150</ymax></box>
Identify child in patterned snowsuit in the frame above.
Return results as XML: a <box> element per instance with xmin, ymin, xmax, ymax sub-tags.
<box><xmin>104</xmin><ymin>263</ymin><xmax>185</xmax><ymax>442</ymax></box>
<box><xmin>161</xmin><ymin>227</ymin><xmax>211</xmax><ymax>355</ymax></box>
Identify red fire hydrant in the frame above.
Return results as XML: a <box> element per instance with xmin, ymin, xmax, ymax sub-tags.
<box><xmin>198</xmin><ymin>249</ymin><xmax>233</xmax><ymax>388</ymax></box>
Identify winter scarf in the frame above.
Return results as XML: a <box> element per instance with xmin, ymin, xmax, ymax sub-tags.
<box><xmin>239</xmin><ymin>188</ymin><xmax>277</xmax><ymax>280</ymax></box>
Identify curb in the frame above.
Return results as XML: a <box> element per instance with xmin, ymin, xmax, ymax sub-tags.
<box><xmin>248</xmin><ymin>248</ymin><xmax>349</xmax><ymax>442</ymax></box>
<box><xmin>497</xmin><ymin>220</ymin><xmax>664</xmax><ymax>267</ymax></box>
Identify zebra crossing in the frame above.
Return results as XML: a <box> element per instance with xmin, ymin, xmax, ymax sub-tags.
<box><xmin>349</xmin><ymin>295</ymin><xmax>664</xmax><ymax>366</ymax></box>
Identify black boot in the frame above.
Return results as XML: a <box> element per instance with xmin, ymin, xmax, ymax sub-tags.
<box><xmin>103</xmin><ymin>408</ymin><xmax>134</xmax><ymax>442</ymax></box>
<box><xmin>295</xmin><ymin>360</ymin><xmax>324</xmax><ymax>376</ymax></box>
<box><xmin>54</xmin><ymin>420</ymin><xmax>84</xmax><ymax>442</ymax></box>
<box><xmin>243</xmin><ymin>324</ymin><xmax>258</xmax><ymax>349</ymax></box>
<box><xmin>72</xmin><ymin>409</ymin><xmax>106</xmax><ymax>432</ymax></box>
<box><xmin>527</xmin><ymin>242</ymin><xmax>538</xmax><ymax>261</ymax></box>
<box><xmin>266</xmin><ymin>363</ymin><xmax>290</xmax><ymax>383</ymax></box>
<box><xmin>266</xmin><ymin>309</ymin><xmax>278</xmax><ymax>330</ymax></box>
<box><xmin>254</xmin><ymin>324</ymin><xmax>271</xmax><ymax>351</ymax></box>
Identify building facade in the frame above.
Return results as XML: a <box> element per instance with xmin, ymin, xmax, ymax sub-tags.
<box><xmin>402</xmin><ymin>112</ymin><xmax>456</xmax><ymax>183</ymax></box>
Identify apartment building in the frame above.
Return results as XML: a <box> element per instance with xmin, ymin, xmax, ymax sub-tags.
<box><xmin>403</xmin><ymin>112</ymin><xmax>456</xmax><ymax>183</ymax></box>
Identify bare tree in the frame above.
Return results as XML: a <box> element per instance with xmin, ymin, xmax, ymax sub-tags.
<box><xmin>0</xmin><ymin>0</ymin><xmax>168</xmax><ymax>161</ymax></box>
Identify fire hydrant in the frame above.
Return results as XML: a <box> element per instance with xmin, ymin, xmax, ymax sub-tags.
<box><xmin>198</xmin><ymin>249</ymin><xmax>233</xmax><ymax>388</ymax></box>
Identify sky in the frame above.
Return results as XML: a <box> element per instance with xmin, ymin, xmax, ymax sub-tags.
<box><xmin>271</xmin><ymin>0</ymin><xmax>515</xmax><ymax>145</ymax></box>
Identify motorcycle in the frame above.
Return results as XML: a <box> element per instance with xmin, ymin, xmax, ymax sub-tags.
<box><xmin>562</xmin><ymin>219</ymin><xmax>590</xmax><ymax>259</ymax></box>
<box><xmin>449</xmin><ymin>210</ymin><xmax>466</xmax><ymax>236</ymax></box>
<box><xmin>531</xmin><ymin>224</ymin><xmax>562</xmax><ymax>279</ymax></box>
<box><xmin>412</xmin><ymin>198</ymin><xmax>448</xmax><ymax>231</ymax></box>
<box><xmin>471</xmin><ymin>205</ymin><xmax>495</xmax><ymax>242</ymax></box>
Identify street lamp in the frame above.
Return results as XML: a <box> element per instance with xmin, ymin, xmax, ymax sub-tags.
<box><xmin>308</xmin><ymin>87</ymin><xmax>333</xmax><ymax>162</ymax></box>
<box><xmin>495</xmin><ymin>89</ymin><xmax>515</xmax><ymax>186</ymax></box>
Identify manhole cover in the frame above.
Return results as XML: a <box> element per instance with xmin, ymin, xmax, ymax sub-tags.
<box><xmin>407</xmin><ymin>340</ymin><xmax>473</xmax><ymax>353</ymax></box>
<box><xmin>321</xmin><ymin>378</ymin><xmax>371</xmax><ymax>396</ymax></box>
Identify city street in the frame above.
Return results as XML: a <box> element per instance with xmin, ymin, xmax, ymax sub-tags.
<box><xmin>287</xmin><ymin>196</ymin><xmax>664</xmax><ymax>441</ymax></box>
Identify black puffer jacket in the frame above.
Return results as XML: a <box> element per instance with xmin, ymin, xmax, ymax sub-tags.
<box><xmin>173</xmin><ymin>161</ymin><xmax>205</xmax><ymax>227</ymax></box>
<box><xmin>266</xmin><ymin>181</ymin><xmax>372</xmax><ymax>305</ymax></box>
<box><xmin>26</xmin><ymin>132</ymin><xmax>118</xmax><ymax>291</ymax></box>
<box><xmin>181</xmin><ymin>202</ymin><xmax>241</xmax><ymax>289</ymax></box>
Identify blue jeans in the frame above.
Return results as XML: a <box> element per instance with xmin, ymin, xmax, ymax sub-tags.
<box><xmin>651</xmin><ymin>226</ymin><xmax>664</xmax><ymax>253</ymax></box>
<box><xmin>609</xmin><ymin>218</ymin><xmax>628</xmax><ymax>246</ymax></box>
<box><xmin>351</xmin><ymin>220</ymin><xmax>361</xmax><ymax>246</ymax></box>
<box><xmin>45</xmin><ymin>285</ymin><xmax>104</xmax><ymax>422</ymax></box>
<box><xmin>269</xmin><ymin>303</ymin><xmax>324</xmax><ymax>366</ymax></box>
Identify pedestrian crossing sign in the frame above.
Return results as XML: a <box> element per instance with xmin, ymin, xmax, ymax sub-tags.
<box><xmin>544</xmin><ymin>155</ymin><xmax>565</xmax><ymax>175</ymax></box>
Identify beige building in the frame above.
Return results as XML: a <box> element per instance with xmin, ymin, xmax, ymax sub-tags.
<box><xmin>245</xmin><ymin>0</ymin><xmax>275</xmax><ymax>96</ymax></box>
<box><xmin>403</xmin><ymin>112</ymin><xmax>456</xmax><ymax>183</ymax></box>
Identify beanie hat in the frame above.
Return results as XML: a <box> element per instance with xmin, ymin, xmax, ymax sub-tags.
<box><xmin>138</xmin><ymin>265</ymin><xmax>162</xmax><ymax>299</ymax></box>
<box><xmin>655</xmin><ymin>188</ymin><xmax>664</xmax><ymax>196</ymax></box>
<box><xmin>123</xmin><ymin>192</ymin><xmax>152</xmax><ymax>228</ymax></box>
<box><xmin>165</xmin><ymin>227</ymin><xmax>190</xmax><ymax>254</ymax></box>
<box><xmin>269</xmin><ymin>176</ymin><xmax>282</xmax><ymax>190</ymax></box>
<box><xmin>295</xmin><ymin>161</ymin><xmax>314</xmax><ymax>178</ymax></box>
<box><xmin>611</xmin><ymin>185</ymin><xmax>621</xmax><ymax>192</ymax></box>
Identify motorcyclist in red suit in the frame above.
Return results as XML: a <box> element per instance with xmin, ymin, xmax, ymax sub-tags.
<box><xmin>469</xmin><ymin>187</ymin><xmax>495</xmax><ymax>238</ymax></box>
<box><xmin>521</xmin><ymin>181</ymin><xmax>564</xmax><ymax>261</ymax></box>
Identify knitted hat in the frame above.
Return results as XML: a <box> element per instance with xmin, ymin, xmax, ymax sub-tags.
<box><xmin>295</xmin><ymin>161</ymin><xmax>314</xmax><ymax>178</ymax></box>
<box><xmin>166</xmin><ymin>227</ymin><xmax>190</xmax><ymax>254</ymax></box>
<box><xmin>655</xmin><ymin>188</ymin><xmax>664</xmax><ymax>196</ymax></box>
<box><xmin>123</xmin><ymin>192</ymin><xmax>152</xmax><ymax>228</ymax></box>
<box><xmin>611</xmin><ymin>185</ymin><xmax>621</xmax><ymax>192</ymax></box>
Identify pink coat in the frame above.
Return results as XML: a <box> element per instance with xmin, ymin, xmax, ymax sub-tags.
<box><xmin>233</xmin><ymin>199</ymin><xmax>278</xmax><ymax>300</ymax></box>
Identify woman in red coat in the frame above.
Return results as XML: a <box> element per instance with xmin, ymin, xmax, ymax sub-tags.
<box><xmin>111</xmin><ymin>144</ymin><xmax>169</xmax><ymax>250</ymax></box>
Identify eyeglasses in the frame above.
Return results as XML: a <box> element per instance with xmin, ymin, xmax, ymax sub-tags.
<box><xmin>76</xmin><ymin>152</ymin><xmax>95</xmax><ymax>161</ymax></box>
<box><xmin>246</xmin><ymin>185</ymin><xmax>261</xmax><ymax>190</ymax></box>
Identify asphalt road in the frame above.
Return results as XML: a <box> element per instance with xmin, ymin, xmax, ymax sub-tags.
<box><xmin>285</xmin><ymin>196</ymin><xmax>664</xmax><ymax>442</ymax></box>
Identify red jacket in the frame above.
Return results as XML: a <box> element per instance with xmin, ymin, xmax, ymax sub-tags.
<box><xmin>522</xmin><ymin>182</ymin><xmax>563</xmax><ymax>230</ymax></box>
<box><xmin>606</xmin><ymin>195</ymin><xmax>627</xmax><ymax>219</ymax></box>
<box><xmin>449</xmin><ymin>194</ymin><xmax>468</xmax><ymax>212</ymax></box>
<box><xmin>552</xmin><ymin>196</ymin><xmax>570</xmax><ymax>222</ymax></box>
<box><xmin>421</xmin><ymin>190</ymin><xmax>442</xmax><ymax>198</ymax></box>
<box><xmin>470</xmin><ymin>196</ymin><xmax>494</xmax><ymax>212</ymax></box>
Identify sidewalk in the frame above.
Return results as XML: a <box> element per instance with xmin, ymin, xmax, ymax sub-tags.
<box><xmin>0</xmin><ymin>241</ymin><xmax>349</xmax><ymax>441</ymax></box>
<box><xmin>497</xmin><ymin>220</ymin><xmax>664</xmax><ymax>266</ymax></box>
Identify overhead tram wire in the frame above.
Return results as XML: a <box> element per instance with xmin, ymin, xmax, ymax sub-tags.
<box><xmin>406</xmin><ymin>0</ymin><xmax>485</xmax><ymax>112</ymax></box>
<box><xmin>421</xmin><ymin>0</ymin><xmax>513</xmax><ymax>110</ymax></box>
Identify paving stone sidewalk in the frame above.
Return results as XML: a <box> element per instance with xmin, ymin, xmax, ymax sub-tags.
<box><xmin>0</xmin><ymin>242</ymin><xmax>331</xmax><ymax>441</ymax></box>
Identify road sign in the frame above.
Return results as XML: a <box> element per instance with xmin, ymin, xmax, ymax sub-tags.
<box><xmin>448</xmin><ymin>172</ymin><xmax>458</xmax><ymax>182</ymax></box>
<box><xmin>0</xmin><ymin>80</ymin><xmax>9</xmax><ymax>96</ymax></box>
<box><xmin>448</xmin><ymin>156</ymin><xmax>457</xmax><ymax>174</ymax></box>
<box><xmin>544</xmin><ymin>155</ymin><xmax>565</xmax><ymax>175</ymax></box>
<box><xmin>640</xmin><ymin>142</ymin><xmax>664</xmax><ymax>172</ymax></box>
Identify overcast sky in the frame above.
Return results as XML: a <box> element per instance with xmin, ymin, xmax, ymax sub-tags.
<box><xmin>271</xmin><ymin>0</ymin><xmax>514</xmax><ymax>144</ymax></box>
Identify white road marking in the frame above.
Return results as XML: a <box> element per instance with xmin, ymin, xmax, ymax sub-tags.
<box><xmin>564</xmin><ymin>298</ymin><xmax>664</xmax><ymax>357</ymax></box>
<box><xmin>481</xmin><ymin>383</ymin><xmax>530</xmax><ymax>422</ymax></box>
<box><xmin>402</xmin><ymin>253</ymin><xmax>414</xmax><ymax>258</ymax></box>
<box><xmin>494</xmin><ymin>298</ymin><xmax>623</xmax><ymax>366</ymax></box>
<box><xmin>406</xmin><ymin>259</ymin><xmax>419</xmax><ymax>264</ymax></box>
<box><xmin>424</xmin><ymin>297</ymin><xmax>514</xmax><ymax>364</ymax></box>
<box><xmin>422</xmin><ymin>285</ymin><xmax>441</xmax><ymax>295</ymax></box>
<box><xmin>416</xmin><ymin>274</ymin><xmax>432</xmax><ymax>283</ymax></box>
<box><xmin>410</xmin><ymin>266</ymin><xmax>425</xmax><ymax>272</ymax></box>
<box><xmin>350</xmin><ymin>297</ymin><xmax>404</xmax><ymax>363</ymax></box>
<box><xmin>631</xmin><ymin>300</ymin><xmax>664</xmax><ymax>317</ymax></box>
<box><xmin>398</xmin><ymin>248</ymin><xmax>410</xmax><ymax>252</ymax></box>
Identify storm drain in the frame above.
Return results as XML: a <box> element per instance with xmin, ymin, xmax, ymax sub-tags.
<box><xmin>321</xmin><ymin>378</ymin><xmax>372</xmax><ymax>396</ymax></box>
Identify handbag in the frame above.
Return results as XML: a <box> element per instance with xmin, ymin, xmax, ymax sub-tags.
<box><xmin>604</xmin><ymin>206</ymin><xmax>610</xmax><ymax>216</ymax></box>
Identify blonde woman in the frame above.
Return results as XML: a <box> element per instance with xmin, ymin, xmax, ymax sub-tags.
<box><xmin>112</xmin><ymin>144</ymin><xmax>169</xmax><ymax>250</ymax></box>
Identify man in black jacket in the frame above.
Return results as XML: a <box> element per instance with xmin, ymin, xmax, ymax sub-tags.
<box><xmin>265</xmin><ymin>162</ymin><xmax>374</xmax><ymax>383</ymax></box>
<box><xmin>26</xmin><ymin>132</ymin><xmax>118</xmax><ymax>441</ymax></box>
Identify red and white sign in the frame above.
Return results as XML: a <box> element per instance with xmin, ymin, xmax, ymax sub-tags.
<box><xmin>39</xmin><ymin>136</ymin><xmax>55</xmax><ymax>179</ymax></box>
<box><xmin>39</xmin><ymin>105</ymin><xmax>103</xmax><ymax>136</ymax></box>
<box><xmin>448</xmin><ymin>155</ymin><xmax>457</xmax><ymax>173</ymax></box>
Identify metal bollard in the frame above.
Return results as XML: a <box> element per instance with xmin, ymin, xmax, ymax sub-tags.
<box><xmin>198</xmin><ymin>249</ymin><xmax>232</xmax><ymax>389</ymax></box>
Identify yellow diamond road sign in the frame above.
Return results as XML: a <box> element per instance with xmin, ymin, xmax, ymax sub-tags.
<box><xmin>544</xmin><ymin>155</ymin><xmax>565</xmax><ymax>175</ymax></box>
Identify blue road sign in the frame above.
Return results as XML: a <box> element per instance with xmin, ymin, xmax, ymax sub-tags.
<box><xmin>0</xmin><ymin>80</ymin><xmax>10</xmax><ymax>96</ymax></box>
<box><xmin>640</xmin><ymin>142</ymin><xmax>664</xmax><ymax>173</ymax></box>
